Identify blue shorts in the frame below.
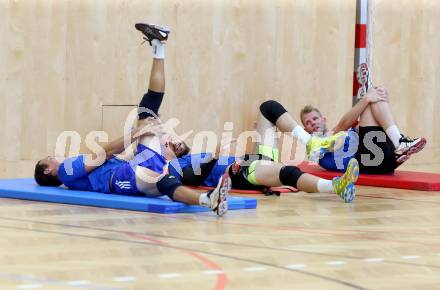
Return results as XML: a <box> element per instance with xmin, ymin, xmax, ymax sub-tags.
<box><xmin>110</xmin><ymin>163</ymin><xmax>143</xmax><ymax>196</ymax></box>
<box><xmin>319</xmin><ymin>129</ymin><xmax>359</xmax><ymax>172</ymax></box>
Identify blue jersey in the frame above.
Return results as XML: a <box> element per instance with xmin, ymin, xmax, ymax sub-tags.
<box><xmin>168</xmin><ymin>153</ymin><xmax>236</xmax><ymax>187</ymax></box>
<box><xmin>319</xmin><ymin>129</ymin><xmax>359</xmax><ymax>172</ymax></box>
<box><xmin>58</xmin><ymin>155</ymin><xmax>125</xmax><ymax>193</ymax></box>
<box><xmin>58</xmin><ymin>144</ymin><xmax>166</xmax><ymax>194</ymax></box>
<box><xmin>128</xmin><ymin>144</ymin><xmax>167</xmax><ymax>174</ymax></box>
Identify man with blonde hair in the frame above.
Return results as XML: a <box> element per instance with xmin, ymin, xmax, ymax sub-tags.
<box><xmin>258</xmin><ymin>73</ymin><xmax>426</xmax><ymax>174</ymax></box>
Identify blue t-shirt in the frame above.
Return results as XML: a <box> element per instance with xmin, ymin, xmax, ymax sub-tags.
<box><xmin>58</xmin><ymin>155</ymin><xmax>125</xmax><ymax>193</ymax></box>
<box><xmin>168</xmin><ymin>153</ymin><xmax>236</xmax><ymax>187</ymax></box>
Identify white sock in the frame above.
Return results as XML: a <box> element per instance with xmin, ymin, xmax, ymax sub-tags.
<box><xmin>317</xmin><ymin>179</ymin><xmax>334</xmax><ymax>193</ymax></box>
<box><xmin>151</xmin><ymin>39</ymin><xmax>165</xmax><ymax>59</ymax></box>
<box><xmin>199</xmin><ymin>192</ymin><xmax>211</xmax><ymax>207</ymax></box>
<box><xmin>292</xmin><ymin>125</ymin><xmax>311</xmax><ymax>145</ymax></box>
<box><xmin>385</xmin><ymin>125</ymin><xmax>401</xmax><ymax>148</ymax></box>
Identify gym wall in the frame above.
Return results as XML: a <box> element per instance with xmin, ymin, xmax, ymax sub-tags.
<box><xmin>370</xmin><ymin>0</ymin><xmax>440</xmax><ymax>165</ymax></box>
<box><xmin>5</xmin><ymin>1</ymin><xmax>437</xmax><ymax>178</ymax></box>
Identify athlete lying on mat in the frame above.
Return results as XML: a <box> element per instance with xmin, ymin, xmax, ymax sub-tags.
<box><xmin>257</xmin><ymin>65</ymin><xmax>426</xmax><ymax>174</ymax></box>
<box><xmin>34</xmin><ymin>23</ymin><xmax>232</xmax><ymax>216</ymax></box>
<box><xmin>167</xmin><ymin>119</ymin><xmax>360</xmax><ymax>204</ymax></box>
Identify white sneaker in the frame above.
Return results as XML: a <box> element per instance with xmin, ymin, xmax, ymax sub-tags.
<box><xmin>395</xmin><ymin>135</ymin><xmax>426</xmax><ymax>163</ymax></box>
<box><xmin>208</xmin><ymin>173</ymin><xmax>231</xmax><ymax>216</ymax></box>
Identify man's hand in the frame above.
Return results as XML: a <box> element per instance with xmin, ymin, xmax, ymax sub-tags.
<box><xmin>366</xmin><ymin>86</ymin><xmax>389</xmax><ymax>103</ymax></box>
<box><xmin>132</xmin><ymin>122</ymin><xmax>164</xmax><ymax>139</ymax></box>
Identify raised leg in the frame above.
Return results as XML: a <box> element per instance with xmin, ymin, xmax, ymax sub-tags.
<box><xmin>148</xmin><ymin>58</ymin><xmax>165</xmax><ymax>93</ymax></box>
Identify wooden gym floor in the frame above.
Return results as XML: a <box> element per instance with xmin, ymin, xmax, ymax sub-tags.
<box><xmin>1</xmin><ymin>165</ymin><xmax>440</xmax><ymax>290</ymax></box>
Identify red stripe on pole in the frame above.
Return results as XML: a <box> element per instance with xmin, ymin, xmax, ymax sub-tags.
<box><xmin>353</xmin><ymin>71</ymin><xmax>360</xmax><ymax>97</ymax></box>
<box><xmin>355</xmin><ymin>24</ymin><xmax>367</xmax><ymax>48</ymax></box>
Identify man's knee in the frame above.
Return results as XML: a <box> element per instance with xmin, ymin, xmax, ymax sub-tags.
<box><xmin>156</xmin><ymin>174</ymin><xmax>182</xmax><ymax>200</ymax></box>
<box><xmin>279</xmin><ymin>165</ymin><xmax>304</xmax><ymax>188</ymax></box>
<box><xmin>138</xmin><ymin>90</ymin><xmax>164</xmax><ymax>120</ymax></box>
<box><xmin>259</xmin><ymin>100</ymin><xmax>288</xmax><ymax>124</ymax></box>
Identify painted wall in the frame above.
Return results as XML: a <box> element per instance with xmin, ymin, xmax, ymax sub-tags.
<box><xmin>1</xmin><ymin>0</ymin><xmax>356</xmax><ymax>178</ymax></box>
<box><xmin>370</xmin><ymin>0</ymin><xmax>440</xmax><ymax>166</ymax></box>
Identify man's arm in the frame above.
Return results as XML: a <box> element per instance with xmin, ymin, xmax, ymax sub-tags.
<box><xmin>83</xmin><ymin>124</ymin><xmax>160</xmax><ymax>173</ymax></box>
<box><xmin>331</xmin><ymin>88</ymin><xmax>388</xmax><ymax>133</ymax></box>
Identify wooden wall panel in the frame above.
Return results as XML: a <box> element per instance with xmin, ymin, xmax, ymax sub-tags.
<box><xmin>0</xmin><ymin>0</ymin><xmax>355</xmax><ymax>178</ymax></box>
<box><xmin>371</xmin><ymin>0</ymin><xmax>440</xmax><ymax>165</ymax></box>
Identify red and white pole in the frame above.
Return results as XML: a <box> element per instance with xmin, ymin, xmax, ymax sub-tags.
<box><xmin>353</xmin><ymin>0</ymin><xmax>370</xmax><ymax>105</ymax></box>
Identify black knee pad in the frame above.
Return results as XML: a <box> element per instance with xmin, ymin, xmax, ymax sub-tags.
<box><xmin>138</xmin><ymin>89</ymin><xmax>164</xmax><ymax>120</ymax></box>
<box><xmin>156</xmin><ymin>174</ymin><xmax>182</xmax><ymax>200</ymax></box>
<box><xmin>259</xmin><ymin>100</ymin><xmax>288</xmax><ymax>124</ymax></box>
<box><xmin>279</xmin><ymin>166</ymin><xmax>304</xmax><ymax>188</ymax></box>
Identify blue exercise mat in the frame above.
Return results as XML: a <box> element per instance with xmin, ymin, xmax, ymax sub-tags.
<box><xmin>0</xmin><ymin>178</ymin><xmax>257</xmax><ymax>214</ymax></box>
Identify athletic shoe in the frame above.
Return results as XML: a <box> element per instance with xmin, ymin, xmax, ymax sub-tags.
<box><xmin>356</xmin><ymin>62</ymin><xmax>373</xmax><ymax>99</ymax></box>
<box><xmin>135</xmin><ymin>23</ymin><xmax>170</xmax><ymax>45</ymax></box>
<box><xmin>395</xmin><ymin>135</ymin><xmax>427</xmax><ymax>163</ymax></box>
<box><xmin>306</xmin><ymin>131</ymin><xmax>348</xmax><ymax>162</ymax></box>
<box><xmin>332</xmin><ymin>158</ymin><xmax>359</xmax><ymax>203</ymax></box>
<box><xmin>207</xmin><ymin>172</ymin><xmax>231</xmax><ymax>216</ymax></box>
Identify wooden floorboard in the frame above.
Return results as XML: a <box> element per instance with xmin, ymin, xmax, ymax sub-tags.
<box><xmin>1</xmin><ymin>166</ymin><xmax>440</xmax><ymax>289</ymax></box>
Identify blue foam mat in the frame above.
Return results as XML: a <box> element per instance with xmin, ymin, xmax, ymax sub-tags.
<box><xmin>0</xmin><ymin>178</ymin><xmax>257</xmax><ymax>214</ymax></box>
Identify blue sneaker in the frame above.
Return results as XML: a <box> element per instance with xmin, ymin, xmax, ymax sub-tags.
<box><xmin>332</xmin><ymin>158</ymin><xmax>359</xmax><ymax>203</ymax></box>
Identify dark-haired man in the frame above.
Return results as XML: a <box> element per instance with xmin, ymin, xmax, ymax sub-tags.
<box><xmin>34</xmin><ymin>23</ymin><xmax>230</xmax><ymax>216</ymax></box>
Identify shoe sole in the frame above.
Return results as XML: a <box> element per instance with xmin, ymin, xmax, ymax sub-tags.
<box><xmin>214</xmin><ymin>173</ymin><xmax>231</xmax><ymax>216</ymax></box>
<box><xmin>343</xmin><ymin>183</ymin><xmax>357</xmax><ymax>203</ymax></box>
<box><xmin>345</xmin><ymin>159</ymin><xmax>360</xmax><ymax>184</ymax></box>
<box><xmin>396</xmin><ymin>138</ymin><xmax>427</xmax><ymax>163</ymax></box>
<box><xmin>340</xmin><ymin>159</ymin><xmax>359</xmax><ymax>203</ymax></box>
<box><xmin>356</xmin><ymin>63</ymin><xmax>372</xmax><ymax>99</ymax></box>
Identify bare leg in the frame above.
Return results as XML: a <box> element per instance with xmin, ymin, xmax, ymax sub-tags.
<box><xmin>135</xmin><ymin>166</ymin><xmax>202</xmax><ymax>205</ymax></box>
<box><xmin>173</xmin><ymin>187</ymin><xmax>202</xmax><ymax>205</ymax></box>
<box><xmin>135</xmin><ymin>166</ymin><xmax>163</xmax><ymax>196</ymax></box>
<box><xmin>259</xmin><ymin>101</ymin><xmax>313</xmax><ymax>149</ymax></box>
<box><xmin>256</xmin><ymin>115</ymin><xmax>277</xmax><ymax>147</ymax></box>
<box><xmin>253</xmin><ymin>160</ymin><xmax>320</xmax><ymax>193</ymax></box>
<box><xmin>137</xmin><ymin>53</ymin><xmax>166</xmax><ymax>128</ymax></box>
<box><xmin>358</xmin><ymin>104</ymin><xmax>380</xmax><ymax>127</ymax></box>
<box><xmin>367</xmin><ymin>93</ymin><xmax>426</xmax><ymax>159</ymax></box>
<box><xmin>136</xmin><ymin>56</ymin><xmax>166</xmax><ymax>151</ymax></box>
<box><xmin>148</xmin><ymin>58</ymin><xmax>165</xmax><ymax>93</ymax></box>
<box><xmin>275</xmin><ymin>112</ymin><xmax>300</xmax><ymax>132</ymax></box>
<box><xmin>359</xmin><ymin>101</ymin><xmax>396</xmax><ymax>129</ymax></box>
<box><xmin>359</xmin><ymin>101</ymin><xmax>404</xmax><ymax>150</ymax></box>
<box><xmin>296</xmin><ymin>174</ymin><xmax>320</xmax><ymax>192</ymax></box>
<box><xmin>258</xmin><ymin>110</ymin><xmax>301</xmax><ymax>133</ymax></box>
<box><xmin>254</xmin><ymin>161</ymin><xmax>284</xmax><ymax>186</ymax></box>
<box><xmin>370</xmin><ymin>101</ymin><xmax>396</xmax><ymax>129</ymax></box>
<box><xmin>251</xmin><ymin>158</ymin><xmax>358</xmax><ymax>202</ymax></box>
